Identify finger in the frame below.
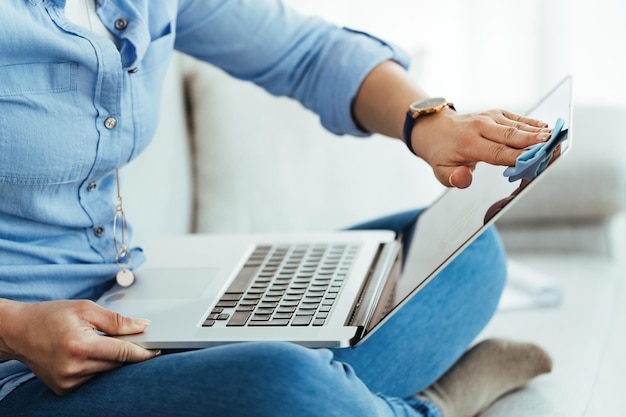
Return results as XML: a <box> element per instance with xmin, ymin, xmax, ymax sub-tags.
<box><xmin>84</xmin><ymin>333</ymin><xmax>160</xmax><ymax>363</ymax></box>
<box><xmin>500</xmin><ymin>110</ymin><xmax>549</xmax><ymax>129</ymax></box>
<box><xmin>83</xmin><ymin>302</ymin><xmax>152</xmax><ymax>336</ymax></box>
<box><xmin>449</xmin><ymin>167</ymin><xmax>473</xmax><ymax>189</ymax></box>
<box><xmin>460</xmin><ymin>138</ymin><xmax>526</xmax><ymax>167</ymax></box>
<box><xmin>65</xmin><ymin>355</ymin><xmax>127</xmax><ymax>376</ymax></box>
<box><xmin>436</xmin><ymin>165</ymin><xmax>474</xmax><ymax>189</ymax></box>
<box><xmin>38</xmin><ymin>341</ymin><xmax>155</xmax><ymax>396</ymax></box>
<box><xmin>495</xmin><ymin>115</ymin><xmax>547</xmax><ymax>134</ymax></box>
<box><xmin>480</xmin><ymin>122</ymin><xmax>551</xmax><ymax>149</ymax></box>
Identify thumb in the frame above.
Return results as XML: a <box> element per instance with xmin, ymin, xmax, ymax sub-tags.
<box><xmin>447</xmin><ymin>166</ymin><xmax>474</xmax><ymax>189</ymax></box>
<box><xmin>87</xmin><ymin>303</ymin><xmax>151</xmax><ymax>336</ymax></box>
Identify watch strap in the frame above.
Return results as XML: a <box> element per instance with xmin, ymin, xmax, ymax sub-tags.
<box><xmin>403</xmin><ymin>103</ymin><xmax>455</xmax><ymax>155</ymax></box>
<box><xmin>403</xmin><ymin>111</ymin><xmax>419</xmax><ymax>154</ymax></box>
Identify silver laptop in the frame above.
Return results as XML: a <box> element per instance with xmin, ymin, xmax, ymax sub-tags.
<box><xmin>98</xmin><ymin>76</ymin><xmax>573</xmax><ymax>349</ymax></box>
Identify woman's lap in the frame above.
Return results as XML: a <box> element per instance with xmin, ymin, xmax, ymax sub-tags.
<box><xmin>333</xmin><ymin>221</ymin><xmax>507</xmax><ymax>397</ymax></box>
<box><xmin>0</xmin><ymin>209</ymin><xmax>506</xmax><ymax>417</ymax></box>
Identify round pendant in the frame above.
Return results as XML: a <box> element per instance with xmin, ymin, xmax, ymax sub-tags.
<box><xmin>116</xmin><ymin>269</ymin><xmax>135</xmax><ymax>287</ymax></box>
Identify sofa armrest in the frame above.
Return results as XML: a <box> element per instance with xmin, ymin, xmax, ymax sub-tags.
<box><xmin>498</xmin><ymin>106</ymin><xmax>626</xmax><ymax>226</ymax></box>
<box><xmin>496</xmin><ymin>106</ymin><xmax>626</xmax><ymax>255</ymax></box>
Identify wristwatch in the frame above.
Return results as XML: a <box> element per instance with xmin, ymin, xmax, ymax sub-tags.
<box><xmin>403</xmin><ymin>97</ymin><xmax>455</xmax><ymax>155</ymax></box>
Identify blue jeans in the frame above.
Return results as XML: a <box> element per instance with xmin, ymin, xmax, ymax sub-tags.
<box><xmin>0</xmin><ymin>209</ymin><xmax>507</xmax><ymax>417</ymax></box>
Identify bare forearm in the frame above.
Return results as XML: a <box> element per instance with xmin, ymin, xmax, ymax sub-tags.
<box><xmin>352</xmin><ymin>60</ymin><xmax>428</xmax><ymax>140</ymax></box>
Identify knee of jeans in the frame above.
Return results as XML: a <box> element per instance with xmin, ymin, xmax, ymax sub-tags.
<box><xmin>239</xmin><ymin>342</ymin><xmax>345</xmax><ymax>380</ymax></box>
<box><xmin>223</xmin><ymin>343</ymin><xmax>377</xmax><ymax>416</ymax></box>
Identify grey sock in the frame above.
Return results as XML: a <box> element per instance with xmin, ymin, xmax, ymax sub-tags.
<box><xmin>417</xmin><ymin>339</ymin><xmax>553</xmax><ymax>417</ymax></box>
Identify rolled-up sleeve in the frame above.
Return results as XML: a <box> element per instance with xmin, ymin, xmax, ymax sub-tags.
<box><xmin>174</xmin><ymin>0</ymin><xmax>410</xmax><ymax>136</ymax></box>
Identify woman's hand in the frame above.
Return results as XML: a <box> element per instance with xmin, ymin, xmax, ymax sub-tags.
<box><xmin>410</xmin><ymin>108</ymin><xmax>551</xmax><ymax>188</ymax></box>
<box><xmin>0</xmin><ymin>299</ymin><xmax>159</xmax><ymax>396</ymax></box>
<box><xmin>352</xmin><ymin>61</ymin><xmax>551</xmax><ymax>188</ymax></box>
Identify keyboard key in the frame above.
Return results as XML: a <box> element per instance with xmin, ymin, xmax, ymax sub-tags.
<box><xmin>279</xmin><ymin>300</ymin><xmax>299</xmax><ymax>307</ymax></box>
<box><xmin>248</xmin><ymin>319</ymin><xmax>290</xmax><ymax>326</ymax></box>
<box><xmin>225</xmin><ymin>265</ymin><xmax>260</xmax><ymax>293</ymax></box>
<box><xmin>227</xmin><ymin>311</ymin><xmax>251</xmax><ymax>326</ymax></box>
<box><xmin>292</xmin><ymin>316</ymin><xmax>313</xmax><ymax>326</ymax></box>
<box><xmin>270</xmin><ymin>284</ymin><xmax>289</xmax><ymax>290</ymax></box>
<box><xmin>220</xmin><ymin>293</ymin><xmax>243</xmax><ymax>301</ymax></box>
<box><xmin>216</xmin><ymin>300</ymin><xmax>238</xmax><ymax>308</ymax></box>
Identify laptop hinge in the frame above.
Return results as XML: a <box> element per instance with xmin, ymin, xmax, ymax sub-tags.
<box><xmin>346</xmin><ymin>241</ymin><xmax>402</xmax><ymax>338</ymax></box>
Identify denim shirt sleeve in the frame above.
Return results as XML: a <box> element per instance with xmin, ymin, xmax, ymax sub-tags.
<box><xmin>174</xmin><ymin>0</ymin><xmax>410</xmax><ymax>137</ymax></box>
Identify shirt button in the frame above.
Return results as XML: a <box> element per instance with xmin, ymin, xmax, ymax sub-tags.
<box><xmin>114</xmin><ymin>18</ymin><xmax>128</xmax><ymax>30</ymax></box>
<box><xmin>94</xmin><ymin>226</ymin><xmax>105</xmax><ymax>237</ymax></box>
<box><xmin>104</xmin><ymin>117</ymin><xmax>117</xmax><ymax>129</ymax></box>
<box><xmin>87</xmin><ymin>181</ymin><xmax>97</xmax><ymax>191</ymax></box>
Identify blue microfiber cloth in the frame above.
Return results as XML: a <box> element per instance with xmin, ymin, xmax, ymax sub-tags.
<box><xmin>503</xmin><ymin>118</ymin><xmax>568</xmax><ymax>182</ymax></box>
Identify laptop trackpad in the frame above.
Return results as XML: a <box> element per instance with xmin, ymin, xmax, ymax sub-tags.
<box><xmin>101</xmin><ymin>267</ymin><xmax>220</xmax><ymax>301</ymax></box>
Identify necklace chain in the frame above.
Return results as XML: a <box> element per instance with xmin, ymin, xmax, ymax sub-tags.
<box><xmin>113</xmin><ymin>168</ymin><xmax>132</xmax><ymax>271</ymax></box>
<box><xmin>112</xmin><ymin>152</ymin><xmax>134</xmax><ymax>287</ymax></box>
<box><xmin>82</xmin><ymin>0</ymin><xmax>134</xmax><ymax>286</ymax></box>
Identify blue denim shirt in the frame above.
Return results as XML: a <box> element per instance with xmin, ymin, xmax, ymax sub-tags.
<box><xmin>0</xmin><ymin>0</ymin><xmax>409</xmax><ymax>400</ymax></box>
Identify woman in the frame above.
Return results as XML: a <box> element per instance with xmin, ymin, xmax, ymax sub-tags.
<box><xmin>0</xmin><ymin>0</ymin><xmax>552</xmax><ymax>416</ymax></box>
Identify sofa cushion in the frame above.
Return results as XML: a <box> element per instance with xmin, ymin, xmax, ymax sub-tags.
<box><xmin>182</xmin><ymin>55</ymin><xmax>444</xmax><ymax>233</ymax></box>
<box><xmin>123</xmin><ymin>54</ymin><xmax>194</xmax><ymax>243</ymax></box>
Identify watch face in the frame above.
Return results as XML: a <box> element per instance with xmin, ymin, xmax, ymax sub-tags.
<box><xmin>409</xmin><ymin>97</ymin><xmax>447</xmax><ymax>112</ymax></box>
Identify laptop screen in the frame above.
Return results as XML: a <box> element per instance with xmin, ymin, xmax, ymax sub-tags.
<box><xmin>367</xmin><ymin>76</ymin><xmax>573</xmax><ymax>334</ymax></box>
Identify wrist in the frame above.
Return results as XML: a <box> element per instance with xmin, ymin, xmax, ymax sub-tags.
<box><xmin>403</xmin><ymin>98</ymin><xmax>455</xmax><ymax>156</ymax></box>
<box><xmin>0</xmin><ymin>298</ymin><xmax>25</xmax><ymax>359</ymax></box>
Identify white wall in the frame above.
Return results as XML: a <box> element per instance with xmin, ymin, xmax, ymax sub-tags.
<box><xmin>286</xmin><ymin>0</ymin><xmax>626</xmax><ymax>110</ymax></box>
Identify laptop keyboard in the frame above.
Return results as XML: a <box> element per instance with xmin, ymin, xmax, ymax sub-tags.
<box><xmin>202</xmin><ymin>243</ymin><xmax>359</xmax><ymax>328</ymax></box>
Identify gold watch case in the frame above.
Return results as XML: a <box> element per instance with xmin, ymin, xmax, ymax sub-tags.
<box><xmin>408</xmin><ymin>97</ymin><xmax>455</xmax><ymax>119</ymax></box>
